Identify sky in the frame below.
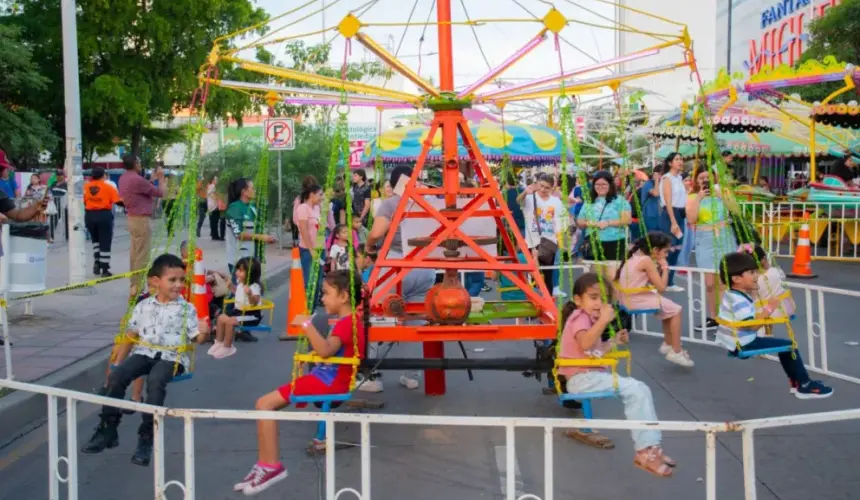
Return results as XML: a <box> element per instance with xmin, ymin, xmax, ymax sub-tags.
<box><xmin>250</xmin><ymin>0</ymin><xmax>620</xmax><ymax>98</ymax></box>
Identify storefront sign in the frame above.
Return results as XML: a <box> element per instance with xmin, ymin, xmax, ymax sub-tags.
<box><xmin>747</xmin><ymin>0</ymin><xmax>839</xmax><ymax>75</ymax></box>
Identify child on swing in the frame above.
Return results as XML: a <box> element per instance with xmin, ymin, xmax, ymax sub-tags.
<box><xmin>717</xmin><ymin>252</ymin><xmax>832</xmax><ymax>398</ymax></box>
<box><xmin>559</xmin><ymin>273</ymin><xmax>675</xmax><ymax>477</ymax></box>
<box><xmin>615</xmin><ymin>232</ymin><xmax>693</xmax><ymax>367</ymax></box>
<box><xmin>82</xmin><ymin>254</ymin><xmax>208</xmax><ymax>466</ymax></box>
<box><xmin>209</xmin><ymin>256</ymin><xmax>263</xmax><ymax>359</ymax></box>
<box><xmin>234</xmin><ymin>269</ymin><xmax>366</xmax><ymax>496</ymax></box>
<box><xmin>738</xmin><ymin>244</ymin><xmax>795</xmax><ymax>319</ymax></box>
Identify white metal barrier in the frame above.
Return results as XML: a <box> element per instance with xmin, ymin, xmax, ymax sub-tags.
<box><xmin>1</xmin><ymin>378</ymin><xmax>859</xmax><ymax>500</ymax></box>
<box><xmin>739</xmin><ymin>200</ymin><xmax>860</xmax><ymax>261</ymax></box>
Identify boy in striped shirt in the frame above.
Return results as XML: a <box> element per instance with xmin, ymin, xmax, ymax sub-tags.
<box><xmin>717</xmin><ymin>252</ymin><xmax>832</xmax><ymax>399</ymax></box>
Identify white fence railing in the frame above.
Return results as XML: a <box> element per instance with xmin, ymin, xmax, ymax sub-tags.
<box><xmin>739</xmin><ymin>200</ymin><xmax>860</xmax><ymax>261</ymax></box>
<box><xmin>1</xmin><ymin>378</ymin><xmax>859</xmax><ymax>500</ymax></box>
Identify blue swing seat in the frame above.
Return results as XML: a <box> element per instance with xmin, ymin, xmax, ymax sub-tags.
<box><xmin>290</xmin><ymin>393</ymin><xmax>354</xmax><ymax>441</ymax></box>
<box><xmin>617</xmin><ymin>303</ymin><xmax>660</xmax><ymax>316</ymax></box>
<box><xmin>227</xmin><ymin>298</ymin><xmax>276</xmax><ymax>334</ymax></box>
<box><xmin>730</xmin><ymin>345</ymin><xmax>794</xmax><ymax>360</ymax></box>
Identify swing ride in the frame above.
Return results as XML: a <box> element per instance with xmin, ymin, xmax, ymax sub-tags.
<box><xmin>192</xmin><ymin>0</ymin><xmax>716</xmax><ymax>397</ymax></box>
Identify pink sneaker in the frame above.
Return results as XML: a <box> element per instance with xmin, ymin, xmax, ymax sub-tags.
<box><xmin>207</xmin><ymin>341</ymin><xmax>223</xmax><ymax>356</ymax></box>
<box><xmin>213</xmin><ymin>345</ymin><xmax>237</xmax><ymax>359</ymax></box>
<box><xmin>236</xmin><ymin>464</ymin><xmax>287</xmax><ymax>495</ymax></box>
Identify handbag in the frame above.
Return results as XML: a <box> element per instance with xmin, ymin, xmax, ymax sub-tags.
<box><xmin>532</xmin><ymin>193</ymin><xmax>559</xmax><ymax>265</ymax></box>
<box><xmin>580</xmin><ymin>201</ymin><xmax>608</xmax><ymax>260</ymax></box>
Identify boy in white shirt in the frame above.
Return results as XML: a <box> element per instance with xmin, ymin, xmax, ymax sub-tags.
<box><xmin>82</xmin><ymin>253</ymin><xmax>208</xmax><ymax>465</ymax></box>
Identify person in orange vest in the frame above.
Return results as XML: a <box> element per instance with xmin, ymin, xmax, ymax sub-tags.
<box><xmin>84</xmin><ymin>167</ymin><xmax>121</xmax><ymax>276</ymax></box>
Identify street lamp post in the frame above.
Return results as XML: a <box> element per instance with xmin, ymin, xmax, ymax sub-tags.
<box><xmin>61</xmin><ymin>0</ymin><xmax>86</xmax><ymax>284</ymax></box>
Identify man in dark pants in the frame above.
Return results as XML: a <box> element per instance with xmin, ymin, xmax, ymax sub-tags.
<box><xmin>81</xmin><ymin>254</ymin><xmax>209</xmax><ymax>466</ymax></box>
<box><xmin>84</xmin><ymin>167</ymin><xmax>121</xmax><ymax>277</ymax></box>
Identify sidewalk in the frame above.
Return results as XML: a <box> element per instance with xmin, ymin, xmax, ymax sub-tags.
<box><xmin>1</xmin><ymin>215</ymin><xmax>294</xmax><ymax>383</ymax></box>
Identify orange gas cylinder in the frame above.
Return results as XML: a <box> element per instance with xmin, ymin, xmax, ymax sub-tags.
<box><xmin>425</xmin><ymin>270</ymin><xmax>471</xmax><ymax>325</ymax></box>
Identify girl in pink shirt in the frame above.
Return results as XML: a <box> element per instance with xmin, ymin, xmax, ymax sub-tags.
<box><xmin>559</xmin><ymin>273</ymin><xmax>674</xmax><ymax>477</ymax></box>
<box><xmin>615</xmin><ymin>232</ymin><xmax>693</xmax><ymax>367</ymax></box>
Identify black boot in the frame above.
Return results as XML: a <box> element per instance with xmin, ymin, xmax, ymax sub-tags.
<box><xmin>93</xmin><ymin>262</ymin><xmax>101</xmax><ymax>275</ymax></box>
<box><xmin>81</xmin><ymin>420</ymin><xmax>119</xmax><ymax>454</ymax></box>
<box><xmin>101</xmin><ymin>265</ymin><xmax>113</xmax><ymax>278</ymax></box>
<box><xmin>131</xmin><ymin>435</ymin><xmax>153</xmax><ymax>466</ymax></box>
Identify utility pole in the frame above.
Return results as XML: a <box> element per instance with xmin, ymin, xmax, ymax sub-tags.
<box><xmin>61</xmin><ymin>0</ymin><xmax>86</xmax><ymax>283</ymax></box>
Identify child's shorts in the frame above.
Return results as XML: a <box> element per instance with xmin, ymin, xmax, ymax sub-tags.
<box><xmin>277</xmin><ymin>374</ymin><xmax>348</xmax><ymax>406</ymax></box>
<box><xmin>225</xmin><ymin>304</ymin><xmax>262</xmax><ymax>327</ymax></box>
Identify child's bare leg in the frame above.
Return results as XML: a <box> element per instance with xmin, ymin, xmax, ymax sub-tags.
<box><xmin>255</xmin><ymin>390</ymin><xmax>289</xmax><ymax>464</ymax></box>
<box><xmin>704</xmin><ymin>273</ymin><xmax>718</xmax><ymax>318</ymax></box>
<box><xmin>663</xmin><ymin>315</ymin><xmax>682</xmax><ymax>352</ymax></box>
<box><xmin>131</xmin><ymin>377</ymin><xmax>144</xmax><ymax>402</ymax></box>
<box><xmin>215</xmin><ymin>314</ymin><xmax>227</xmax><ymax>343</ymax></box>
<box><xmin>223</xmin><ymin>317</ymin><xmax>239</xmax><ymax>348</ymax></box>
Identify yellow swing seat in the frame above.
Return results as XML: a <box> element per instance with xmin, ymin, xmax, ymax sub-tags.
<box><xmin>713</xmin><ymin>316</ymin><xmax>796</xmax><ymax>360</ymax></box>
<box><xmin>110</xmin><ymin>335</ymin><xmax>196</xmax><ymax>382</ymax></box>
<box><xmin>614</xmin><ymin>282</ymin><xmax>661</xmax><ymax>316</ymax></box>
<box><xmin>226</xmin><ymin>297</ymin><xmax>276</xmax><ymax>334</ymax></box>
<box><xmin>290</xmin><ymin>351</ymin><xmax>361</xmax><ymax>440</ymax></box>
<box><xmin>553</xmin><ymin>350</ymin><xmax>631</xmax><ymax>422</ymax></box>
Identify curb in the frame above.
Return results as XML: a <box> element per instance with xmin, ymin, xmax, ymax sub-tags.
<box><xmin>0</xmin><ymin>261</ymin><xmax>293</xmax><ymax>449</ymax></box>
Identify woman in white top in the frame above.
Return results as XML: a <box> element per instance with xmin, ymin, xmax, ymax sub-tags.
<box><xmin>658</xmin><ymin>152</ymin><xmax>687</xmax><ymax>290</ymax></box>
<box><xmin>206</xmin><ymin>176</ymin><xmax>222</xmax><ymax>240</ymax></box>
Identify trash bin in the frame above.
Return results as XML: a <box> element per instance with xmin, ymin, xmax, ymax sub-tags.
<box><xmin>5</xmin><ymin>223</ymin><xmax>49</xmax><ymax>293</ymax></box>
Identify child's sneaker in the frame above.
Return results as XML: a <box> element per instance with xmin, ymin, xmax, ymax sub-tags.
<box><xmin>789</xmin><ymin>380</ymin><xmax>798</xmax><ymax>394</ymax></box>
<box><xmin>795</xmin><ymin>380</ymin><xmax>833</xmax><ymax>400</ymax></box>
<box><xmin>658</xmin><ymin>342</ymin><xmax>672</xmax><ymax>355</ymax></box>
<box><xmin>665</xmin><ymin>350</ymin><xmax>695</xmax><ymax>367</ymax></box>
<box><xmin>213</xmin><ymin>345</ymin><xmax>237</xmax><ymax>359</ymax></box>
<box><xmin>235</xmin><ymin>464</ymin><xmax>287</xmax><ymax>495</ymax></box>
<box><xmin>207</xmin><ymin>341</ymin><xmax>223</xmax><ymax>356</ymax></box>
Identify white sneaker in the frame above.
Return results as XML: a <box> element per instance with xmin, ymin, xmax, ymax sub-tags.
<box><xmin>665</xmin><ymin>285</ymin><xmax>685</xmax><ymax>292</ymax></box>
<box><xmin>552</xmin><ymin>287</ymin><xmax>567</xmax><ymax>298</ymax></box>
<box><xmin>358</xmin><ymin>377</ymin><xmax>384</xmax><ymax>393</ymax></box>
<box><xmin>399</xmin><ymin>374</ymin><xmax>420</xmax><ymax>390</ymax></box>
<box><xmin>665</xmin><ymin>350</ymin><xmax>695</xmax><ymax>367</ymax></box>
<box><xmin>213</xmin><ymin>345</ymin><xmax>237</xmax><ymax>359</ymax></box>
<box><xmin>207</xmin><ymin>341</ymin><xmax>223</xmax><ymax>356</ymax></box>
<box><xmin>658</xmin><ymin>342</ymin><xmax>672</xmax><ymax>355</ymax></box>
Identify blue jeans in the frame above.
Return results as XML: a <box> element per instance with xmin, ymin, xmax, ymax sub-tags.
<box><xmin>464</xmin><ymin>272</ymin><xmax>485</xmax><ymax>297</ymax></box>
<box><xmin>732</xmin><ymin>337</ymin><xmax>810</xmax><ymax>384</ymax></box>
<box><xmin>659</xmin><ymin>207</ymin><xmax>686</xmax><ymax>286</ymax></box>
<box><xmin>299</xmin><ymin>247</ymin><xmax>323</xmax><ymax>306</ymax></box>
<box><xmin>643</xmin><ymin>216</ymin><xmax>660</xmax><ymax>233</ymax></box>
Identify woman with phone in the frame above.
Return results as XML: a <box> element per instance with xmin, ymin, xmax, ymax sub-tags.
<box><xmin>686</xmin><ymin>170</ymin><xmax>736</xmax><ymax>331</ymax></box>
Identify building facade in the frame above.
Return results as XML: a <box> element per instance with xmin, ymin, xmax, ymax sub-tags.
<box><xmin>716</xmin><ymin>0</ymin><xmax>840</xmax><ymax>75</ymax></box>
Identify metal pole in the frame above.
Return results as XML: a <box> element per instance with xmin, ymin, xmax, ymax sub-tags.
<box><xmin>61</xmin><ymin>0</ymin><xmax>86</xmax><ymax>284</ymax></box>
<box><xmin>278</xmin><ymin>150</ymin><xmax>283</xmax><ymax>248</ymax></box>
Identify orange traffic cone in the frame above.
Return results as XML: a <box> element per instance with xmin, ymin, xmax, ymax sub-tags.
<box><xmin>788</xmin><ymin>214</ymin><xmax>817</xmax><ymax>279</ymax></box>
<box><xmin>191</xmin><ymin>248</ymin><xmax>210</xmax><ymax>331</ymax></box>
<box><xmin>281</xmin><ymin>247</ymin><xmax>307</xmax><ymax>340</ymax></box>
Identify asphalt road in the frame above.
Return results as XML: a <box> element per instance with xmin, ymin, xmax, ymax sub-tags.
<box><xmin>1</xmin><ymin>270</ymin><xmax>859</xmax><ymax>500</ymax></box>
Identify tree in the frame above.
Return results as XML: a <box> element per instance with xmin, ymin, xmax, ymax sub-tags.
<box><xmin>791</xmin><ymin>0</ymin><xmax>860</xmax><ymax>104</ymax></box>
<box><xmin>8</xmin><ymin>0</ymin><xmax>270</xmax><ymax>161</ymax></box>
<box><xmin>0</xmin><ymin>24</ymin><xmax>59</xmax><ymax>168</ymax></box>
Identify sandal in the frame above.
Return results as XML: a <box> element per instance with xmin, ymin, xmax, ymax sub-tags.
<box><xmin>656</xmin><ymin>448</ymin><xmax>676</xmax><ymax>467</ymax></box>
<box><xmin>563</xmin><ymin>430</ymin><xmax>615</xmax><ymax>449</ymax></box>
<box><xmin>633</xmin><ymin>447</ymin><xmax>673</xmax><ymax>478</ymax></box>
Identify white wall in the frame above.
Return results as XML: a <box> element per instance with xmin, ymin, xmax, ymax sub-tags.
<box><xmin>617</xmin><ymin>0</ymin><xmax>717</xmax><ymax>111</ymax></box>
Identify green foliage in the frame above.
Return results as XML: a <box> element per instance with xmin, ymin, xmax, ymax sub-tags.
<box><xmin>0</xmin><ymin>24</ymin><xmax>59</xmax><ymax>167</ymax></box>
<box><xmin>199</xmin><ymin>124</ymin><xmax>334</xmax><ymax>221</ymax></box>
<box><xmin>7</xmin><ymin>0</ymin><xmax>269</xmax><ymax>161</ymax></box>
<box><xmin>791</xmin><ymin>0</ymin><xmax>860</xmax><ymax>104</ymax></box>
